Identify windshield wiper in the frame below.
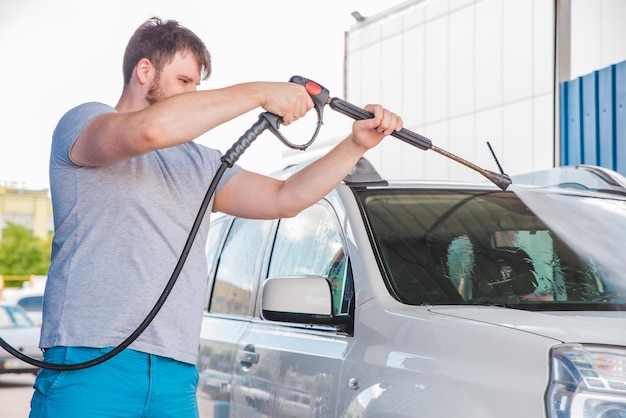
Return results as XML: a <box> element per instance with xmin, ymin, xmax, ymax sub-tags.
<box><xmin>470</xmin><ymin>299</ymin><xmax>522</xmax><ymax>309</ymax></box>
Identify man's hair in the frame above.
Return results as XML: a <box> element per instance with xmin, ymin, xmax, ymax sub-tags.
<box><xmin>122</xmin><ymin>17</ymin><xmax>211</xmax><ymax>85</ymax></box>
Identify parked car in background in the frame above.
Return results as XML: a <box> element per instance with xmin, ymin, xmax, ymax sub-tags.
<box><xmin>2</xmin><ymin>282</ymin><xmax>45</xmax><ymax>326</ymax></box>
<box><xmin>0</xmin><ymin>302</ymin><xmax>41</xmax><ymax>375</ymax></box>
<box><xmin>196</xmin><ymin>159</ymin><xmax>626</xmax><ymax>418</ymax></box>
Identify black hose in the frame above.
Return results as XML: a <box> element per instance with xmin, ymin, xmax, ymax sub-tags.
<box><xmin>0</xmin><ymin>114</ymin><xmax>271</xmax><ymax>370</ymax></box>
<box><xmin>0</xmin><ymin>163</ymin><xmax>227</xmax><ymax>370</ymax></box>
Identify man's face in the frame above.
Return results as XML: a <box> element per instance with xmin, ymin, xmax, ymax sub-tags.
<box><xmin>146</xmin><ymin>50</ymin><xmax>202</xmax><ymax>105</ymax></box>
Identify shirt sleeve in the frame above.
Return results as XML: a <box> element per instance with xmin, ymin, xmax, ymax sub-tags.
<box><xmin>50</xmin><ymin>102</ymin><xmax>115</xmax><ymax>167</ymax></box>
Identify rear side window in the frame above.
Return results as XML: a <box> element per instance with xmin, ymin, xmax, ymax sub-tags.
<box><xmin>209</xmin><ymin>218</ymin><xmax>273</xmax><ymax>317</ymax></box>
<box><xmin>268</xmin><ymin>203</ymin><xmax>351</xmax><ymax>316</ymax></box>
<box><xmin>17</xmin><ymin>296</ymin><xmax>43</xmax><ymax>312</ymax></box>
<box><xmin>205</xmin><ymin>217</ymin><xmax>230</xmax><ymax>274</ymax></box>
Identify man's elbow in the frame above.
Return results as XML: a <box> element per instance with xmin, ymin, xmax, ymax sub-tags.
<box><xmin>141</xmin><ymin>122</ymin><xmax>167</xmax><ymax>151</ymax></box>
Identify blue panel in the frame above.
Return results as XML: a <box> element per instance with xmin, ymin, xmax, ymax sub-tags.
<box><xmin>615</xmin><ymin>61</ymin><xmax>626</xmax><ymax>175</ymax></box>
<box><xmin>597</xmin><ymin>66</ymin><xmax>615</xmax><ymax>170</ymax></box>
<box><xmin>560</xmin><ymin>59</ymin><xmax>626</xmax><ymax>174</ymax></box>
<box><xmin>559</xmin><ymin>82</ymin><xmax>569</xmax><ymax>165</ymax></box>
<box><xmin>581</xmin><ymin>73</ymin><xmax>598</xmax><ymax>165</ymax></box>
<box><xmin>564</xmin><ymin>79</ymin><xmax>583</xmax><ymax>165</ymax></box>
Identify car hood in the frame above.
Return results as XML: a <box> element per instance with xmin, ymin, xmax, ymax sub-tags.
<box><xmin>429</xmin><ymin>306</ymin><xmax>626</xmax><ymax>345</ymax></box>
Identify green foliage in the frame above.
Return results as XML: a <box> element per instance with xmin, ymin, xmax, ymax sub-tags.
<box><xmin>0</xmin><ymin>222</ymin><xmax>51</xmax><ymax>275</ymax></box>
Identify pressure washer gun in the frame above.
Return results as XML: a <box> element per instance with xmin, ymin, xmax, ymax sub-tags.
<box><xmin>291</xmin><ymin>75</ymin><xmax>512</xmax><ymax>191</ymax></box>
<box><xmin>222</xmin><ymin>75</ymin><xmax>511</xmax><ymax>189</ymax></box>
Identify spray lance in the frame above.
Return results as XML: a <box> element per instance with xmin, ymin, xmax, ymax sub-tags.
<box><xmin>286</xmin><ymin>75</ymin><xmax>512</xmax><ymax>190</ymax></box>
<box><xmin>0</xmin><ymin>75</ymin><xmax>510</xmax><ymax>371</ymax></box>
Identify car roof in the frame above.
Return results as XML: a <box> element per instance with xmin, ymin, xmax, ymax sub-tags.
<box><xmin>275</xmin><ymin>158</ymin><xmax>501</xmax><ymax>190</ymax></box>
<box><xmin>275</xmin><ymin>157</ymin><xmax>626</xmax><ymax>195</ymax></box>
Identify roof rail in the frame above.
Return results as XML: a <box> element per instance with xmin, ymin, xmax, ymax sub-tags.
<box><xmin>511</xmin><ymin>165</ymin><xmax>626</xmax><ymax>193</ymax></box>
<box><xmin>270</xmin><ymin>157</ymin><xmax>387</xmax><ymax>186</ymax></box>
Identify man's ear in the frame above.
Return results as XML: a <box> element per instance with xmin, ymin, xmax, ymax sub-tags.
<box><xmin>135</xmin><ymin>58</ymin><xmax>154</xmax><ymax>85</ymax></box>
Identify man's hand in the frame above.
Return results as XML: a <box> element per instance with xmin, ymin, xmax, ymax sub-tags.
<box><xmin>258</xmin><ymin>82</ymin><xmax>314</xmax><ymax>125</ymax></box>
<box><xmin>350</xmin><ymin>104</ymin><xmax>403</xmax><ymax>151</ymax></box>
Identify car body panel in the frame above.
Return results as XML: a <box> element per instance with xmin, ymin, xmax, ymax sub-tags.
<box><xmin>429</xmin><ymin>306</ymin><xmax>626</xmax><ymax>345</ymax></box>
<box><xmin>0</xmin><ymin>327</ymin><xmax>42</xmax><ymax>374</ymax></box>
<box><xmin>232</xmin><ymin>321</ymin><xmax>348</xmax><ymax>417</ymax></box>
<box><xmin>197</xmin><ymin>315</ymin><xmax>248</xmax><ymax>414</ymax></box>
<box><xmin>0</xmin><ymin>303</ymin><xmax>41</xmax><ymax>374</ymax></box>
<box><xmin>334</xmin><ymin>295</ymin><xmax>553</xmax><ymax>418</ymax></box>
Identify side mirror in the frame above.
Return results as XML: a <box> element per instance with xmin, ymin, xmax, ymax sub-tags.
<box><xmin>262</xmin><ymin>276</ymin><xmax>334</xmax><ymax>324</ymax></box>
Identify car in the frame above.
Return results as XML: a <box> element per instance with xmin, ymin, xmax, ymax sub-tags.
<box><xmin>2</xmin><ymin>285</ymin><xmax>45</xmax><ymax>326</ymax></box>
<box><xmin>0</xmin><ymin>302</ymin><xmax>42</xmax><ymax>375</ymax></box>
<box><xmin>196</xmin><ymin>158</ymin><xmax>626</xmax><ymax>418</ymax></box>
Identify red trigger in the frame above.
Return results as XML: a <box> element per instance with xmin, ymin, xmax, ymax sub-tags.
<box><xmin>305</xmin><ymin>81</ymin><xmax>322</xmax><ymax>96</ymax></box>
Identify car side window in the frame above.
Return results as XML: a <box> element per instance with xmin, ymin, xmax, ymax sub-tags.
<box><xmin>209</xmin><ymin>218</ymin><xmax>273</xmax><ymax>317</ymax></box>
<box><xmin>0</xmin><ymin>308</ymin><xmax>12</xmax><ymax>327</ymax></box>
<box><xmin>205</xmin><ymin>216</ymin><xmax>230</xmax><ymax>274</ymax></box>
<box><xmin>268</xmin><ymin>202</ymin><xmax>350</xmax><ymax>316</ymax></box>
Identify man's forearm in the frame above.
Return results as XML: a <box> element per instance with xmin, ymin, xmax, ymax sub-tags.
<box><xmin>278</xmin><ymin>135</ymin><xmax>367</xmax><ymax>214</ymax></box>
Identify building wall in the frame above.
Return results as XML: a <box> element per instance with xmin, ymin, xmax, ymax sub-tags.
<box><xmin>570</xmin><ymin>0</ymin><xmax>626</xmax><ymax>80</ymax></box>
<box><xmin>0</xmin><ymin>183</ymin><xmax>52</xmax><ymax>240</ymax></box>
<box><xmin>340</xmin><ymin>0</ymin><xmax>626</xmax><ymax>183</ymax></box>
<box><xmin>345</xmin><ymin>0</ymin><xmax>554</xmax><ymax>183</ymax></box>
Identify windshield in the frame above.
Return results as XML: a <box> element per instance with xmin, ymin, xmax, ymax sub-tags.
<box><xmin>359</xmin><ymin>187</ymin><xmax>626</xmax><ymax>311</ymax></box>
<box><xmin>0</xmin><ymin>305</ymin><xmax>34</xmax><ymax>328</ymax></box>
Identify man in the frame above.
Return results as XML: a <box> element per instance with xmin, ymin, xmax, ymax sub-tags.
<box><xmin>30</xmin><ymin>17</ymin><xmax>402</xmax><ymax>417</ymax></box>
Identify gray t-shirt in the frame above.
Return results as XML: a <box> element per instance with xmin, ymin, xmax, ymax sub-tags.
<box><xmin>41</xmin><ymin>102</ymin><xmax>241</xmax><ymax>364</ymax></box>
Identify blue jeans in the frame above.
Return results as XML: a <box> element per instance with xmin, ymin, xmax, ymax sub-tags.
<box><xmin>29</xmin><ymin>347</ymin><xmax>199</xmax><ymax>418</ymax></box>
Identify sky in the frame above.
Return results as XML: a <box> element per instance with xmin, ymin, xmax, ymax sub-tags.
<box><xmin>0</xmin><ymin>0</ymin><xmax>406</xmax><ymax>191</ymax></box>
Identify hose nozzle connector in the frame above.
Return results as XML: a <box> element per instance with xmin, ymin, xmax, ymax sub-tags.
<box><xmin>484</xmin><ymin>171</ymin><xmax>512</xmax><ymax>191</ymax></box>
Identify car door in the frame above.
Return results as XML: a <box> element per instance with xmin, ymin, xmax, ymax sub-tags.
<box><xmin>197</xmin><ymin>216</ymin><xmax>275</xmax><ymax>418</ymax></box>
<box><xmin>231</xmin><ymin>201</ymin><xmax>354</xmax><ymax>418</ymax></box>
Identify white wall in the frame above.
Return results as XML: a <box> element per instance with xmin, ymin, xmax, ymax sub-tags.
<box><xmin>570</xmin><ymin>0</ymin><xmax>626</xmax><ymax>80</ymax></box>
<box><xmin>344</xmin><ymin>0</ymin><xmax>555</xmax><ymax>183</ymax></box>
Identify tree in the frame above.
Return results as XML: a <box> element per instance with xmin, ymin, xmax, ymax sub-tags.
<box><xmin>0</xmin><ymin>222</ymin><xmax>51</xmax><ymax>275</ymax></box>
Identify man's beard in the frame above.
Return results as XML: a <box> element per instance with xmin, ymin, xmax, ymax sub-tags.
<box><xmin>145</xmin><ymin>73</ymin><xmax>165</xmax><ymax>105</ymax></box>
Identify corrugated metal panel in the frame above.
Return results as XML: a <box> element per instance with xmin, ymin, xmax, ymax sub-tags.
<box><xmin>581</xmin><ymin>73</ymin><xmax>598</xmax><ymax>165</ymax></box>
<box><xmin>597</xmin><ymin>66</ymin><xmax>615</xmax><ymax>169</ymax></box>
<box><xmin>561</xmin><ymin>60</ymin><xmax>626</xmax><ymax>174</ymax></box>
<box><xmin>616</xmin><ymin>61</ymin><xmax>626</xmax><ymax>174</ymax></box>
<box><xmin>561</xmin><ymin>76</ymin><xmax>582</xmax><ymax>166</ymax></box>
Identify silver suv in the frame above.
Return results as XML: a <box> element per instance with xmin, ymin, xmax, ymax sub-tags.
<box><xmin>196</xmin><ymin>159</ymin><xmax>626</xmax><ymax>418</ymax></box>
